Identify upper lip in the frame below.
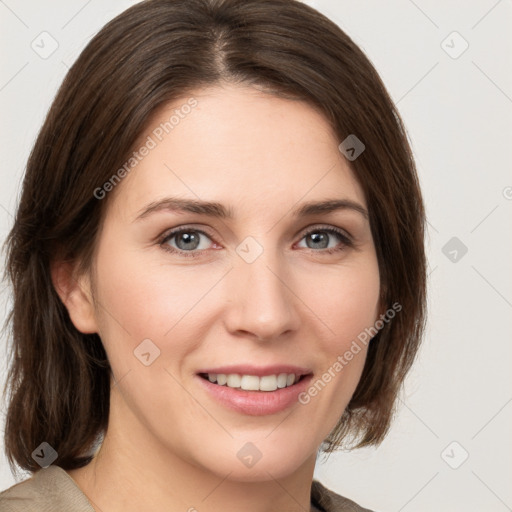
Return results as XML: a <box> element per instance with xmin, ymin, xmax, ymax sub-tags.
<box><xmin>196</xmin><ymin>365</ymin><xmax>313</xmax><ymax>377</ymax></box>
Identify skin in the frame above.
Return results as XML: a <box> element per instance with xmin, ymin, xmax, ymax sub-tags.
<box><xmin>54</xmin><ymin>82</ymin><xmax>381</xmax><ymax>512</ymax></box>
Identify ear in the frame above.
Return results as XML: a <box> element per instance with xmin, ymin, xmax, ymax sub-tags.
<box><xmin>51</xmin><ymin>259</ymin><xmax>98</xmax><ymax>334</ymax></box>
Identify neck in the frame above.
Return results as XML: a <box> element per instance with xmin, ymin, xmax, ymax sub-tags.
<box><xmin>67</xmin><ymin>386</ymin><xmax>318</xmax><ymax>512</ymax></box>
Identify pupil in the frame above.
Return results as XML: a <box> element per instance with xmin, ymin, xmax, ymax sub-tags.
<box><xmin>177</xmin><ymin>232</ymin><xmax>199</xmax><ymax>250</ymax></box>
<box><xmin>309</xmin><ymin>232</ymin><xmax>328</xmax><ymax>249</ymax></box>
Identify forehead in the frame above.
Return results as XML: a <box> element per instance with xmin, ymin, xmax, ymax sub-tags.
<box><xmin>106</xmin><ymin>83</ymin><xmax>366</xmax><ymax>221</ymax></box>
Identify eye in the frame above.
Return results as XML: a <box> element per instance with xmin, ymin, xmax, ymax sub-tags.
<box><xmin>296</xmin><ymin>226</ymin><xmax>353</xmax><ymax>254</ymax></box>
<box><xmin>159</xmin><ymin>224</ymin><xmax>353</xmax><ymax>258</ymax></box>
<box><xmin>160</xmin><ymin>227</ymin><xmax>215</xmax><ymax>257</ymax></box>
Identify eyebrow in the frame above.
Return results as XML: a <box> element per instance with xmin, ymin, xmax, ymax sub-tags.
<box><xmin>133</xmin><ymin>197</ymin><xmax>368</xmax><ymax>222</ymax></box>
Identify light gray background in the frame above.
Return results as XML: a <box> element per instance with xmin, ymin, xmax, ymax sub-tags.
<box><xmin>1</xmin><ymin>1</ymin><xmax>511</xmax><ymax>510</ymax></box>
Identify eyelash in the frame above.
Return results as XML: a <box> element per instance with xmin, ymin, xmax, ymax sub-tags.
<box><xmin>158</xmin><ymin>225</ymin><xmax>353</xmax><ymax>259</ymax></box>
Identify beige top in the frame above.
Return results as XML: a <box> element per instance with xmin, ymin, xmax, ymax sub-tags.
<box><xmin>0</xmin><ymin>465</ymin><xmax>373</xmax><ymax>512</ymax></box>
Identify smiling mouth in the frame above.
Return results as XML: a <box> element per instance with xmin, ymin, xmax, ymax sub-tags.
<box><xmin>198</xmin><ymin>372</ymin><xmax>310</xmax><ymax>392</ymax></box>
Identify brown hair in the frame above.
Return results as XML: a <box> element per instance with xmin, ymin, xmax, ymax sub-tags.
<box><xmin>2</xmin><ymin>0</ymin><xmax>426</xmax><ymax>475</ymax></box>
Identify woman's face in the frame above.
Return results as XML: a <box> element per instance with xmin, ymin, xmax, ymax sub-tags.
<box><xmin>82</xmin><ymin>83</ymin><xmax>381</xmax><ymax>480</ymax></box>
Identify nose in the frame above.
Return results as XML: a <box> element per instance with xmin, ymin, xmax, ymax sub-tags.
<box><xmin>223</xmin><ymin>244</ymin><xmax>301</xmax><ymax>342</ymax></box>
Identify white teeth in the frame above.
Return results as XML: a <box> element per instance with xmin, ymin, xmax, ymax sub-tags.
<box><xmin>259</xmin><ymin>375</ymin><xmax>277</xmax><ymax>391</ymax></box>
<box><xmin>227</xmin><ymin>374</ymin><xmax>241</xmax><ymax>388</ymax></box>
<box><xmin>241</xmin><ymin>375</ymin><xmax>260</xmax><ymax>391</ymax></box>
<box><xmin>205</xmin><ymin>373</ymin><xmax>300</xmax><ymax>391</ymax></box>
<box><xmin>277</xmin><ymin>373</ymin><xmax>288</xmax><ymax>388</ymax></box>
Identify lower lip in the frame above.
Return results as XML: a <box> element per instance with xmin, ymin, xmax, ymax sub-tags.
<box><xmin>196</xmin><ymin>374</ymin><xmax>314</xmax><ymax>416</ymax></box>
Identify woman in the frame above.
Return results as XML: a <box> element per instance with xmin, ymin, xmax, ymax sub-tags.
<box><xmin>0</xmin><ymin>0</ymin><xmax>426</xmax><ymax>511</ymax></box>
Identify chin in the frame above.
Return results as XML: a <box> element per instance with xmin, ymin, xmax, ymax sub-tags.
<box><xmin>188</xmin><ymin>435</ymin><xmax>318</xmax><ymax>483</ymax></box>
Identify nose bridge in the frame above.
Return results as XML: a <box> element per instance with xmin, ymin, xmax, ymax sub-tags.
<box><xmin>225</xmin><ymin>235</ymin><xmax>300</xmax><ymax>340</ymax></box>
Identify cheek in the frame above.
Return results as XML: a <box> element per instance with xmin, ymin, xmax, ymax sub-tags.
<box><xmin>294</xmin><ymin>257</ymin><xmax>380</xmax><ymax>422</ymax></box>
<box><xmin>304</xmin><ymin>257</ymin><xmax>381</xmax><ymax>346</ymax></box>
<box><xmin>91</xmin><ymin>244</ymin><xmax>211</xmax><ymax>423</ymax></box>
<box><xmin>93</xmin><ymin>237</ymin><xmax>218</xmax><ymax>345</ymax></box>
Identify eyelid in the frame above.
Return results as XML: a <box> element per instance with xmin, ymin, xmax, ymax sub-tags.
<box><xmin>298</xmin><ymin>223</ymin><xmax>353</xmax><ymax>241</ymax></box>
<box><xmin>160</xmin><ymin>224</ymin><xmax>215</xmax><ymax>239</ymax></box>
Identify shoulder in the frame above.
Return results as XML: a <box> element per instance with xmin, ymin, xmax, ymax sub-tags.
<box><xmin>0</xmin><ymin>465</ymin><xmax>95</xmax><ymax>512</ymax></box>
<box><xmin>311</xmin><ymin>479</ymin><xmax>375</xmax><ymax>512</ymax></box>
